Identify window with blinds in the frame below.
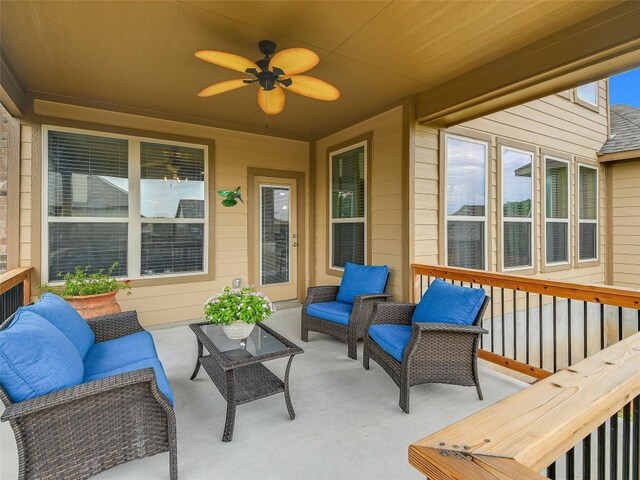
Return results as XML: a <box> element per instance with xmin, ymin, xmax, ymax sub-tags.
<box><xmin>330</xmin><ymin>142</ymin><xmax>366</xmax><ymax>269</ymax></box>
<box><xmin>44</xmin><ymin>128</ymin><xmax>207</xmax><ymax>283</ymax></box>
<box><xmin>445</xmin><ymin>135</ymin><xmax>487</xmax><ymax>270</ymax></box>
<box><xmin>544</xmin><ymin>156</ymin><xmax>570</xmax><ymax>265</ymax></box>
<box><xmin>501</xmin><ymin>146</ymin><xmax>533</xmax><ymax>270</ymax></box>
<box><xmin>578</xmin><ymin>164</ymin><xmax>598</xmax><ymax>261</ymax></box>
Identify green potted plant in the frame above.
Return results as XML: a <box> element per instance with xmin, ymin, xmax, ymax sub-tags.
<box><xmin>39</xmin><ymin>262</ymin><xmax>131</xmax><ymax>319</ymax></box>
<box><xmin>203</xmin><ymin>285</ymin><xmax>275</xmax><ymax>339</ymax></box>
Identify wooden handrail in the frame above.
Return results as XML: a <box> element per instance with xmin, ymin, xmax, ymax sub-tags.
<box><xmin>0</xmin><ymin>266</ymin><xmax>34</xmax><ymax>306</ymax></box>
<box><xmin>409</xmin><ymin>331</ymin><xmax>640</xmax><ymax>479</ymax></box>
<box><xmin>412</xmin><ymin>264</ymin><xmax>640</xmax><ymax>309</ymax></box>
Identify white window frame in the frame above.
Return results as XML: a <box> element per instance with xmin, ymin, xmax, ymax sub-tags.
<box><xmin>42</xmin><ymin>125</ymin><xmax>209</xmax><ymax>284</ymax></box>
<box><xmin>328</xmin><ymin>140</ymin><xmax>367</xmax><ymax>271</ymax></box>
<box><xmin>543</xmin><ymin>155</ymin><xmax>571</xmax><ymax>267</ymax></box>
<box><xmin>575</xmin><ymin>82</ymin><xmax>599</xmax><ymax>109</ymax></box>
<box><xmin>577</xmin><ymin>163</ymin><xmax>599</xmax><ymax>263</ymax></box>
<box><xmin>443</xmin><ymin>133</ymin><xmax>489</xmax><ymax>271</ymax></box>
<box><xmin>500</xmin><ymin>145</ymin><xmax>534</xmax><ymax>272</ymax></box>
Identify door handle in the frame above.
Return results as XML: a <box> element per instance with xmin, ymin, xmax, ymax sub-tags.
<box><xmin>292</xmin><ymin>242</ymin><xmax>299</xmax><ymax>247</ymax></box>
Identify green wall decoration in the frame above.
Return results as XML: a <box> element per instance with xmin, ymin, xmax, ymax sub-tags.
<box><xmin>217</xmin><ymin>186</ymin><xmax>244</xmax><ymax>207</ymax></box>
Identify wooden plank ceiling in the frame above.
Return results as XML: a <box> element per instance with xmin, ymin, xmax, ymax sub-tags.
<box><xmin>0</xmin><ymin>1</ymin><xmax>626</xmax><ymax>139</ymax></box>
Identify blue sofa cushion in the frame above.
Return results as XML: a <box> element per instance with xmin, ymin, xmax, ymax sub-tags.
<box><xmin>412</xmin><ymin>279</ymin><xmax>485</xmax><ymax>326</ymax></box>
<box><xmin>26</xmin><ymin>293</ymin><xmax>95</xmax><ymax>359</ymax></box>
<box><xmin>336</xmin><ymin>263</ymin><xmax>389</xmax><ymax>305</ymax></box>
<box><xmin>368</xmin><ymin>324</ymin><xmax>412</xmax><ymax>362</ymax></box>
<box><xmin>84</xmin><ymin>357</ymin><xmax>174</xmax><ymax>406</ymax></box>
<box><xmin>84</xmin><ymin>331</ymin><xmax>158</xmax><ymax>378</ymax></box>
<box><xmin>306</xmin><ymin>301</ymin><xmax>353</xmax><ymax>326</ymax></box>
<box><xmin>0</xmin><ymin>309</ymin><xmax>84</xmax><ymax>403</ymax></box>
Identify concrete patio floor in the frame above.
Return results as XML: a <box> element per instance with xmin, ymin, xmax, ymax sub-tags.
<box><xmin>1</xmin><ymin>307</ymin><xmax>527</xmax><ymax>480</ymax></box>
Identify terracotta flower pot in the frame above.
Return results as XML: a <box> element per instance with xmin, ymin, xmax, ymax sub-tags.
<box><xmin>65</xmin><ymin>291</ymin><xmax>122</xmax><ymax>320</ymax></box>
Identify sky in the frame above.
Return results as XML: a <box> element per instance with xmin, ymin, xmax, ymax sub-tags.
<box><xmin>609</xmin><ymin>67</ymin><xmax>640</xmax><ymax>107</ymax></box>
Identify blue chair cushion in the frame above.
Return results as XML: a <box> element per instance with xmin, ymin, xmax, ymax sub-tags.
<box><xmin>84</xmin><ymin>357</ymin><xmax>174</xmax><ymax>407</ymax></box>
<box><xmin>336</xmin><ymin>263</ymin><xmax>389</xmax><ymax>304</ymax></box>
<box><xmin>306</xmin><ymin>301</ymin><xmax>353</xmax><ymax>326</ymax></box>
<box><xmin>412</xmin><ymin>279</ymin><xmax>485</xmax><ymax>326</ymax></box>
<box><xmin>26</xmin><ymin>293</ymin><xmax>95</xmax><ymax>359</ymax></box>
<box><xmin>0</xmin><ymin>309</ymin><xmax>84</xmax><ymax>403</ymax></box>
<box><xmin>368</xmin><ymin>324</ymin><xmax>412</xmax><ymax>362</ymax></box>
<box><xmin>83</xmin><ymin>331</ymin><xmax>159</xmax><ymax>378</ymax></box>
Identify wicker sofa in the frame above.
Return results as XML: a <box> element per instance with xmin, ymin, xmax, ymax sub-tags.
<box><xmin>301</xmin><ymin>262</ymin><xmax>391</xmax><ymax>359</ymax></box>
<box><xmin>363</xmin><ymin>279</ymin><xmax>489</xmax><ymax>414</ymax></box>
<box><xmin>0</xmin><ymin>293</ymin><xmax>177</xmax><ymax>480</ymax></box>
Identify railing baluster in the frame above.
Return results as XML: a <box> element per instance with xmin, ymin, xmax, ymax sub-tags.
<box><xmin>568</xmin><ymin>298</ymin><xmax>572</xmax><ymax>367</ymax></box>
<box><xmin>622</xmin><ymin>402</ymin><xmax>631</xmax><ymax>480</ymax></box>
<box><xmin>598</xmin><ymin>423</ymin><xmax>606</xmax><ymax>480</ymax></box>
<box><xmin>553</xmin><ymin>296</ymin><xmax>558</xmax><ymax>372</ymax></box>
<box><xmin>501</xmin><ymin>288</ymin><xmax>506</xmax><ymax>357</ymax></box>
<box><xmin>526</xmin><ymin>292</ymin><xmax>530</xmax><ymax>365</ymax></box>
<box><xmin>513</xmin><ymin>289</ymin><xmax>517</xmax><ymax>361</ymax></box>
<box><xmin>490</xmin><ymin>286</ymin><xmax>495</xmax><ymax>353</ymax></box>
<box><xmin>619</xmin><ymin>306</ymin><xmax>624</xmax><ymax>341</ymax></box>
<box><xmin>584</xmin><ymin>301</ymin><xmax>588</xmax><ymax>361</ymax></box>
<box><xmin>610</xmin><ymin>413</ymin><xmax>618</xmax><ymax>480</ymax></box>
<box><xmin>546</xmin><ymin>462</ymin><xmax>556</xmax><ymax>479</ymax></box>
<box><xmin>539</xmin><ymin>293</ymin><xmax>544</xmax><ymax>370</ymax></box>
<box><xmin>600</xmin><ymin>304</ymin><xmax>605</xmax><ymax>349</ymax></box>
<box><xmin>632</xmin><ymin>395</ymin><xmax>639</xmax><ymax>480</ymax></box>
<box><xmin>583</xmin><ymin>434</ymin><xmax>591</xmax><ymax>480</ymax></box>
<box><xmin>566</xmin><ymin>447</ymin><xmax>575</xmax><ymax>479</ymax></box>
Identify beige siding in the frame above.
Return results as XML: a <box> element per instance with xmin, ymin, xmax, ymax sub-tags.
<box><xmin>19</xmin><ymin>125</ymin><xmax>33</xmax><ymax>268</ymax></box>
<box><xmin>414</xmin><ymin>80</ymin><xmax>609</xmax><ymax>286</ymax></box>
<box><xmin>611</xmin><ymin>160</ymin><xmax>640</xmax><ymax>289</ymax></box>
<box><xmin>25</xmin><ymin>101</ymin><xmax>309</xmax><ymax>326</ymax></box>
<box><xmin>314</xmin><ymin>106</ymin><xmax>405</xmax><ymax>300</ymax></box>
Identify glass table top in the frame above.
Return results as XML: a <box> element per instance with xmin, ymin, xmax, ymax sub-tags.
<box><xmin>197</xmin><ymin>323</ymin><xmax>289</xmax><ymax>359</ymax></box>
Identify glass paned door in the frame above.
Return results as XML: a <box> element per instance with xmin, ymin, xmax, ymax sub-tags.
<box><xmin>260</xmin><ymin>185</ymin><xmax>290</xmax><ymax>285</ymax></box>
<box><xmin>253</xmin><ymin>176</ymin><xmax>298</xmax><ymax>301</ymax></box>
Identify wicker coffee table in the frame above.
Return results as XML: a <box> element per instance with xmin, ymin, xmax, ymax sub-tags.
<box><xmin>189</xmin><ymin>321</ymin><xmax>304</xmax><ymax>441</ymax></box>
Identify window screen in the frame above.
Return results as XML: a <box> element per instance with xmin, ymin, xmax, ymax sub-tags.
<box><xmin>578</xmin><ymin>165</ymin><xmax>598</xmax><ymax>261</ymax></box>
<box><xmin>446</xmin><ymin>136</ymin><xmax>487</xmax><ymax>270</ymax></box>
<box><xmin>330</xmin><ymin>144</ymin><xmax>366</xmax><ymax>269</ymax></box>
<box><xmin>544</xmin><ymin>157</ymin><xmax>570</xmax><ymax>265</ymax></box>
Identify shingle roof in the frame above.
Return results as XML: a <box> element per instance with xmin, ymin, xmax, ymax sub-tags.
<box><xmin>600</xmin><ymin>104</ymin><xmax>640</xmax><ymax>154</ymax></box>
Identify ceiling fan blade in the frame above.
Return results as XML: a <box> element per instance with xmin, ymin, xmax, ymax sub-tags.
<box><xmin>283</xmin><ymin>76</ymin><xmax>340</xmax><ymax>101</ymax></box>
<box><xmin>269</xmin><ymin>48</ymin><xmax>319</xmax><ymax>76</ymax></box>
<box><xmin>257</xmin><ymin>85</ymin><xmax>286</xmax><ymax>115</ymax></box>
<box><xmin>197</xmin><ymin>79</ymin><xmax>252</xmax><ymax>97</ymax></box>
<box><xmin>195</xmin><ymin>50</ymin><xmax>259</xmax><ymax>74</ymax></box>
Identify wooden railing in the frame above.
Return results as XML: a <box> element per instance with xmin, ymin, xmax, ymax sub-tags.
<box><xmin>410</xmin><ymin>264</ymin><xmax>640</xmax><ymax>479</ymax></box>
<box><xmin>413</xmin><ymin>264</ymin><xmax>640</xmax><ymax>379</ymax></box>
<box><xmin>409</xmin><ymin>331</ymin><xmax>640</xmax><ymax>479</ymax></box>
<box><xmin>0</xmin><ymin>266</ymin><xmax>34</xmax><ymax>322</ymax></box>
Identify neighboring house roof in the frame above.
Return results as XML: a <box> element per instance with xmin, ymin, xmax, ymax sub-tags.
<box><xmin>175</xmin><ymin>199</ymin><xmax>204</xmax><ymax>218</ymax></box>
<box><xmin>600</xmin><ymin>104</ymin><xmax>640</xmax><ymax>155</ymax></box>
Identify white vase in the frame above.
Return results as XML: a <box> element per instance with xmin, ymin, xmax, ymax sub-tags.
<box><xmin>222</xmin><ymin>321</ymin><xmax>255</xmax><ymax>339</ymax></box>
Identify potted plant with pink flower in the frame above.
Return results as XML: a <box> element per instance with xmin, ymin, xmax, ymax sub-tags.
<box><xmin>203</xmin><ymin>285</ymin><xmax>275</xmax><ymax>339</ymax></box>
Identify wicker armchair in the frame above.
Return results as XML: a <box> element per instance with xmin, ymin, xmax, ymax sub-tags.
<box><xmin>0</xmin><ymin>311</ymin><xmax>177</xmax><ymax>480</ymax></box>
<box><xmin>301</xmin><ymin>285</ymin><xmax>391</xmax><ymax>359</ymax></box>
<box><xmin>363</xmin><ymin>296</ymin><xmax>489</xmax><ymax>414</ymax></box>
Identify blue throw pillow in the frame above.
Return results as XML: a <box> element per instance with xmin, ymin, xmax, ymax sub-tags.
<box><xmin>26</xmin><ymin>293</ymin><xmax>95</xmax><ymax>359</ymax></box>
<box><xmin>336</xmin><ymin>263</ymin><xmax>389</xmax><ymax>304</ymax></box>
<box><xmin>412</xmin><ymin>279</ymin><xmax>485</xmax><ymax>326</ymax></box>
<box><xmin>0</xmin><ymin>309</ymin><xmax>84</xmax><ymax>403</ymax></box>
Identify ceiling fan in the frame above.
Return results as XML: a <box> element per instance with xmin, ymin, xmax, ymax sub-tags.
<box><xmin>195</xmin><ymin>40</ymin><xmax>340</xmax><ymax>115</ymax></box>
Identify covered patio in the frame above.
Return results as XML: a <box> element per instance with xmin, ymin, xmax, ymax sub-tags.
<box><xmin>0</xmin><ymin>305</ymin><xmax>527</xmax><ymax>480</ymax></box>
<box><xmin>2</xmin><ymin>1</ymin><xmax>640</xmax><ymax>479</ymax></box>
